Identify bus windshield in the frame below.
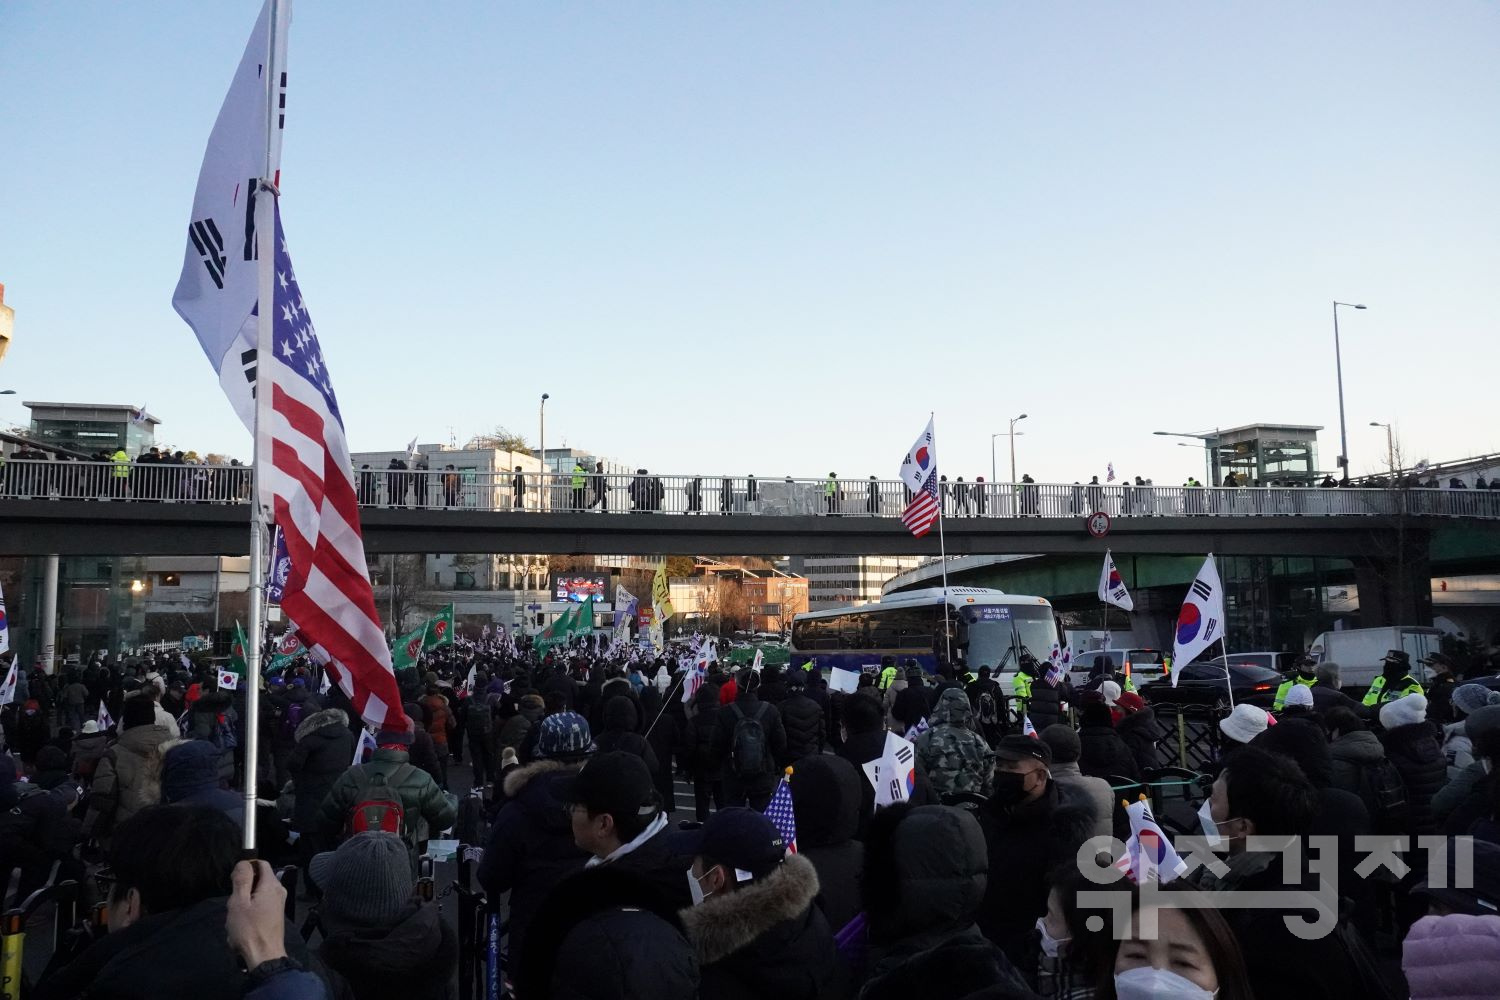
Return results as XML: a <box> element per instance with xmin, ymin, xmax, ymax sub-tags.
<box><xmin>959</xmin><ymin>604</ymin><xmax>1057</xmax><ymax>671</ymax></box>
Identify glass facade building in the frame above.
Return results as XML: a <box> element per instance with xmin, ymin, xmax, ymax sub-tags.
<box><xmin>25</xmin><ymin>402</ymin><xmax>157</xmax><ymax>457</ymax></box>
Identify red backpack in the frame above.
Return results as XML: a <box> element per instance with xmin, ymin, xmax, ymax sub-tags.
<box><xmin>345</xmin><ymin>764</ymin><xmax>412</xmax><ymax>840</ymax></box>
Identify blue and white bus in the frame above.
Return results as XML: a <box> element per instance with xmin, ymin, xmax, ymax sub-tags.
<box><xmin>790</xmin><ymin>587</ymin><xmax>1060</xmax><ymax>677</ymax></box>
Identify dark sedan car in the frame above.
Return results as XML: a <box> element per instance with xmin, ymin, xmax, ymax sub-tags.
<box><xmin>1141</xmin><ymin>661</ymin><xmax>1283</xmax><ymax>708</ymax></box>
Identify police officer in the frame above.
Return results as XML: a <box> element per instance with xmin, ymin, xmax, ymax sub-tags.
<box><xmin>571</xmin><ymin>460</ymin><xmax>588</xmax><ymax>511</ymax></box>
<box><xmin>110</xmin><ymin>446</ymin><xmax>131</xmax><ymax>498</ymax></box>
<box><xmin>1273</xmin><ymin>656</ymin><xmax>1320</xmax><ymax>711</ymax></box>
<box><xmin>877</xmin><ymin>655</ymin><xmax>899</xmax><ymax>693</ymax></box>
<box><xmin>825</xmin><ymin>473</ymin><xmax>839</xmax><ymax>514</ymax></box>
<box><xmin>1362</xmin><ymin>650</ymin><xmax>1424</xmax><ymax>707</ymax></box>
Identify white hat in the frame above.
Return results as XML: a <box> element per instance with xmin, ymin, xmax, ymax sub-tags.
<box><xmin>1379</xmin><ymin>693</ymin><xmax>1429</xmax><ymax>731</ymax></box>
<box><xmin>1284</xmin><ymin>685</ymin><xmax>1314</xmax><ymax>709</ymax></box>
<box><xmin>81</xmin><ymin>721</ymin><xmax>100</xmax><ymax>734</ymax></box>
<box><xmin>1100</xmin><ymin>680</ymin><xmax>1122</xmax><ymax>706</ymax></box>
<box><xmin>1219</xmin><ymin>703</ymin><xmax>1271</xmax><ymax>744</ymax></box>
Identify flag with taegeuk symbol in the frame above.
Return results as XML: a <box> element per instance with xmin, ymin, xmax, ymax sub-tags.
<box><xmin>899</xmin><ymin>419</ymin><xmax>941</xmax><ymax>538</ymax></box>
<box><xmin>762</xmin><ymin>775</ymin><xmax>798</xmax><ymax>853</ymax></box>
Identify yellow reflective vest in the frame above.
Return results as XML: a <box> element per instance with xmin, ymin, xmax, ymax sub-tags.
<box><xmin>1273</xmin><ymin>676</ymin><xmax>1317</xmax><ymax>711</ymax></box>
<box><xmin>111</xmin><ymin>450</ymin><xmax>130</xmax><ymax>478</ymax></box>
<box><xmin>1362</xmin><ymin>674</ymin><xmax>1423</xmax><ymax>707</ymax></box>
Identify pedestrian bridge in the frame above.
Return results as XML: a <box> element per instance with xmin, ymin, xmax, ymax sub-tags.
<box><xmin>0</xmin><ymin>460</ymin><xmax>1496</xmax><ymax>559</ymax></box>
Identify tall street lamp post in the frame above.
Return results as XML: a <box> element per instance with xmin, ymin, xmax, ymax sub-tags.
<box><xmin>1007</xmin><ymin>413</ymin><xmax>1028</xmax><ymax>484</ymax></box>
<box><xmin>538</xmin><ymin>393</ymin><xmax>549</xmax><ymax>511</ymax></box>
<box><xmin>1332</xmin><ymin>301</ymin><xmax>1367</xmax><ymax>480</ymax></box>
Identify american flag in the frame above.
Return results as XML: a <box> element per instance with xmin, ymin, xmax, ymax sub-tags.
<box><xmin>258</xmin><ymin>204</ymin><xmax>406</xmax><ymax>731</ymax></box>
<box><xmin>763</xmin><ymin>776</ymin><xmax>798</xmax><ymax>853</ymax></box>
<box><xmin>902</xmin><ymin>471</ymin><xmax>941</xmax><ymax>538</ymax></box>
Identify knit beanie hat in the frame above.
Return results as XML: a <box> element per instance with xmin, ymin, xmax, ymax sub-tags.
<box><xmin>1466</xmin><ymin>705</ymin><xmax>1500</xmax><ymax>749</ymax></box>
<box><xmin>1452</xmin><ymin>684</ymin><xmax>1500</xmax><ymax>718</ymax></box>
<box><xmin>1379</xmin><ymin>693</ymin><xmax>1429</xmax><ymax>731</ymax></box>
<box><xmin>122</xmin><ymin>696</ymin><xmax>158</xmax><ymax>731</ymax></box>
<box><xmin>536</xmin><ymin>711</ymin><xmax>595</xmax><ymax>760</ymax></box>
<box><xmin>1039</xmin><ymin>724</ymin><xmax>1082</xmax><ymax>764</ymax></box>
<box><xmin>310</xmin><ymin>832</ymin><xmax>415</xmax><ymax>932</ymax></box>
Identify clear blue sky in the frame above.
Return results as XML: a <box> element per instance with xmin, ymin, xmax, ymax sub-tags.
<box><xmin>2</xmin><ymin>1</ymin><xmax>1496</xmax><ymax>483</ymax></box>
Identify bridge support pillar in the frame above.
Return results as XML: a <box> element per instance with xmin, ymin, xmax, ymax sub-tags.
<box><xmin>1352</xmin><ymin>533</ymin><xmax>1433</xmax><ymax>627</ymax></box>
<box><xmin>39</xmin><ymin>554</ymin><xmax>58</xmax><ymax>675</ymax></box>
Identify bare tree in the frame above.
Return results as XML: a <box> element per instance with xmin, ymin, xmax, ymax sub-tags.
<box><xmin>466</xmin><ymin>426</ymin><xmax>532</xmax><ymax>454</ymax></box>
<box><xmin>368</xmin><ymin>553</ymin><xmax>434</xmax><ymax>634</ymax></box>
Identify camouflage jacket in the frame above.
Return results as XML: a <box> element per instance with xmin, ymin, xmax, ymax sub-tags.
<box><xmin>914</xmin><ymin>688</ymin><xmax>994</xmax><ymax>799</ymax></box>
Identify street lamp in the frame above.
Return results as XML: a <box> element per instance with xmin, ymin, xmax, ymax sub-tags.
<box><xmin>1370</xmin><ymin>421</ymin><xmax>1395</xmax><ymax>476</ymax></box>
<box><xmin>1155</xmin><ymin>428</ymin><xmax>1221</xmax><ymax>483</ymax></box>
<box><xmin>1332</xmin><ymin>301</ymin><xmax>1367</xmax><ymax>479</ymax></box>
<box><xmin>0</xmin><ymin>390</ymin><xmax>15</xmax><ymax>395</ymax></box>
<box><xmin>538</xmin><ymin>393</ymin><xmax>549</xmax><ymax>511</ymax></box>
<box><xmin>1007</xmin><ymin>413</ymin><xmax>1028</xmax><ymax>483</ymax></box>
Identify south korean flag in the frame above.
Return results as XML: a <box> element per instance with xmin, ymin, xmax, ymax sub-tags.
<box><xmin>1170</xmin><ymin>556</ymin><xmax>1226</xmax><ymax>687</ymax></box>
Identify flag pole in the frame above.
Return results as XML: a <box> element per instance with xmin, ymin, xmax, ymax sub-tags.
<box><xmin>1217</xmin><ymin>553</ymin><xmax>1235</xmax><ymax>710</ymax></box>
<box><xmin>934</xmin><ymin>415</ymin><xmax>952</xmax><ymax>665</ymax></box>
<box><xmin>241</xmin><ymin>0</ymin><xmax>284</xmax><ymax>854</ymax></box>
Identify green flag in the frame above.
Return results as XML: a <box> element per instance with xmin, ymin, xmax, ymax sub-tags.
<box><xmin>220</xmin><ymin>622</ymin><xmax>248</xmax><ymax>690</ymax></box>
<box><xmin>536</xmin><ymin>604</ymin><xmax>575</xmax><ymax>653</ymax></box>
<box><xmin>422</xmin><ymin>604</ymin><xmax>455</xmax><ymax>651</ymax></box>
<box><xmin>570</xmin><ymin>596</ymin><xmax>596</xmax><ymax>638</ymax></box>
<box><xmin>392</xmin><ymin>622</ymin><xmax>429</xmax><ymax>670</ymax></box>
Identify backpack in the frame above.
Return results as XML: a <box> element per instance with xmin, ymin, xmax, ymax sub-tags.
<box><xmin>1360</xmin><ymin>759</ymin><xmax>1410</xmax><ymax>834</ymax></box>
<box><xmin>728</xmin><ymin>703</ymin><xmax>770</xmax><ymax>779</ymax></box>
<box><xmin>977</xmin><ymin>690</ymin><xmax>999</xmax><ymax>727</ymax></box>
<box><xmin>282</xmin><ymin>700</ymin><xmax>305</xmax><ymax>740</ymax></box>
<box><xmin>345</xmin><ymin>764</ymin><xmax>413</xmax><ymax>841</ymax></box>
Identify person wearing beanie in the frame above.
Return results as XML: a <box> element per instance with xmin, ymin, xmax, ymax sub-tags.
<box><xmin>1218</xmin><ymin>703</ymin><xmax>1272</xmax><ymax>747</ymax></box>
<box><xmin>477</xmin><ymin>710</ymin><xmax>595</xmax><ymax>975</ymax></box>
<box><xmin>1434</xmin><ymin>704</ymin><xmax>1500</xmax><ymax>832</ymax></box>
<box><xmin>161</xmin><ymin>739</ymin><xmax>294</xmax><ymax>864</ymax></box>
<box><xmin>1039</xmin><ymin>724</ymin><xmax>1112</xmax><ymax>841</ymax></box>
<box><xmin>1378</xmin><ymin>694</ymin><xmax>1446</xmax><ymax>835</ymax></box>
<box><xmin>286</xmin><ymin>707</ymin><xmax>355</xmax><ymax>863</ymax></box>
<box><xmin>311</xmin><ymin>832</ymin><xmax>457</xmax><ymax>1000</ymax></box>
<box><xmin>82</xmin><ymin>695</ymin><xmax>175</xmax><ymax>847</ymax></box>
<box><xmin>1441</xmin><ymin>684</ymin><xmax>1500</xmax><ymax>780</ymax></box>
<box><xmin>1077</xmin><ymin>702</ymin><xmax>1141</xmax><ymax>783</ymax></box>
<box><xmin>315</xmin><ymin>723</ymin><xmax>455</xmax><ymax>865</ymax></box>
<box><xmin>32</xmin><ymin>745</ymin><xmax>72</xmax><ymax>791</ymax></box>
<box><xmin>497</xmin><ymin>693</ymin><xmax>545</xmax><ymax>766</ymax></box>
<box><xmin>788</xmin><ymin>754</ymin><xmax>865</xmax><ymax>932</ymax></box>
<box><xmin>1112</xmin><ymin>691</ymin><xmax>1161</xmax><ymax>774</ymax></box>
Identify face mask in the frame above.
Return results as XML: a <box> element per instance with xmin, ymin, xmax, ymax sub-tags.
<box><xmin>1197</xmin><ymin>800</ymin><xmax>1222</xmax><ymax>848</ymax></box>
<box><xmin>991</xmin><ymin>770</ymin><xmax>1028</xmax><ymax>808</ymax></box>
<box><xmin>1035</xmin><ymin>916</ymin><xmax>1069</xmax><ymax>959</ymax></box>
<box><xmin>1114</xmin><ymin>967</ymin><xmax>1217</xmax><ymax>999</ymax></box>
<box><xmin>686</xmin><ymin>866</ymin><xmax>714</xmax><ymax>906</ymax></box>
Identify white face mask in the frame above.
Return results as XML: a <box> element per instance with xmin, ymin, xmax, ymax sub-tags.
<box><xmin>1114</xmin><ymin>967</ymin><xmax>1218</xmax><ymax>999</ymax></box>
<box><xmin>1197</xmin><ymin>800</ymin><xmax>1223</xmax><ymax>848</ymax></box>
<box><xmin>1035</xmin><ymin>915</ymin><xmax>1069</xmax><ymax>959</ymax></box>
<box><xmin>687</xmin><ymin>866</ymin><xmax>714</xmax><ymax>906</ymax></box>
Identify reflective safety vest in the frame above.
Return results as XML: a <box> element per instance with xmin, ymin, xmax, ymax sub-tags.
<box><xmin>1012</xmin><ymin>672</ymin><xmax>1033</xmax><ymax>701</ymax></box>
<box><xmin>1362</xmin><ymin>673</ymin><xmax>1423</xmax><ymax>707</ymax></box>
<box><xmin>963</xmin><ymin>671</ymin><xmax>978</xmax><ymax>686</ymax></box>
<box><xmin>111</xmin><ymin>450</ymin><xmax>130</xmax><ymax>478</ymax></box>
<box><xmin>1273</xmin><ymin>675</ymin><xmax>1317</xmax><ymax>711</ymax></box>
<box><xmin>572</xmin><ymin>466</ymin><xmax>587</xmax><ymax>489</ymax></box>
<box><xmin>878</xmin><ymin>666</ymin><xmax>898</xmax><ymax>691</ymax></box>
<box><xmin>825</xmin><ymin>478</ymin><xmax>837</xmax><ymax>497</ymax></box>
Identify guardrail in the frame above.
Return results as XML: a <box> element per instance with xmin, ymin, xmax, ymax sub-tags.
<box><xmin>3</xmin><ymin>459</ymin><xmax>1498</xmax><ymax>519</ymax></box>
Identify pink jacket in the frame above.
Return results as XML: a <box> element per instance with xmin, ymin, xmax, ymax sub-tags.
<box><xmin>1403</xmin><ymin>913</ymin><xmax>1500</xmax><ymax>999</ymax></box>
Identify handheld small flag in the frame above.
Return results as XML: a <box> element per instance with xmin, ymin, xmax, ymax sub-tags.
<box><xmin>220</xmin><ymin>622</ymin><xmax>249</xmax><ymax>691</ymax></box>
<box><xmin>751</xmin><ymin>648</ymin><xmax>764</xmax><ymax>674</ymax></box>
<box><xmin>352</xmin><ymin>728</ymin><xmax>378</xmax><ymax>766</ymax></box>
<box><xmin>1170</xmin><ymin>555</ymin><xmax>1226</xmax><ymax>687</ymax></box>
<box><xmin>462</xmin><ymin>665</ymin><xmax>477</xmax><ymax>697</ymax></box>
<box><xmin>1098</xmin><ymin>550</ymin><xmax>1134</xmax><ymax>612</ymax></box>
<box><xmin>1106</xmin><ymin>463</ymin><xmax>1116</xmax><ymax>483</ymax></box>
<box><xmin>98</xmin><ymin>702</ymin><xmax>115</xmax><ymax>732</ymax></box>
<box><xmin>862</xmin><ymin>731</ymin><xmax>917</xmax><ymax>809</ymax></box>
<box><xmin>763</xmin><ymin>769</ymin><xmax>798</xmax><ymax>854</ymax></box>
<box><xmin>0</xmin><ymin>661</ymin><xmax>17</xmax><ymax>706</ymax></box>
<box><xmin>1022</xmin><ymin>714</ymin><xmax>1038</xmax><ymax>738</ymax></box>
<box><xmin>1115</xmin><ymin>795</ymin><xmax>1187</xmax><ymax>884</ymax></box>
<box><xmin>907</xmin><ymin>716</ymin><xmax>930</xmax><ymax>738</ymax></box>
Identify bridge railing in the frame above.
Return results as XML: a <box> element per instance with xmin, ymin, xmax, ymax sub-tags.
<box><xmin>2</xmin><ymin>459</ymin><xmax>1498</xmax><ymax>520</ymax></box>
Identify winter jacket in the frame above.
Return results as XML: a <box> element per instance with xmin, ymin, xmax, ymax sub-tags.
<box><xmin>1021</xmin><ymin>673</ymin><xmax>1062</xmax><ymax>732</ymax></box>
<box><xmin>1115</xmin><ymin>708</ymin><xmax>1161</xmax><ymax>774</ymax></box>
<box><xmin>1077</xmin><ymin>723</ymin><xmax>1142</xmax><ymax>783</ymax></box>
<box><xmin>498</xmin><ymin>701</ymin><xmax>543</xmax><ymax>756</ymax></box>
<box><xmin>1328</xmin><ymin>729</ymin><xmax>1390</xmax><ymax>815</ymax></box>
<box><xmin>684</xmin><ymin>689</ymin><xmax>723</xmax><ymax>781</ymax></box>
<box><xmin>477</xmin><ymin>760</ymin><xmax>589</xmax><ymax>970</ymax></box>
<box><xmin>69</xmin><ymin>730</ymin><xmax>111</xmax><ymax>782</ymax></box>
<box><xmin>1441</xmin><ymin>720</ymin><xmax>1475</xmax><ymax>780</ymax></box>
<box><xmin>33</xmin><ymin>897</ymin><xmax>321</xmax><ymax>1000</ymax></box>
<box><xmin>890</xmin><ymin>684</ymin><xmax>930</xmax><ymax>732</ymax></box>
<box><xmin>975</xmin><ymin>779</ymin><xmax>1097</xmax><ymax>966</ymax></box>
<box><xmin>286</xmin><ymin>709</ymin><xmax>355</xmax><ymax>834</ymax></box>
<box><xmin>778</xmin><ymin>693</ymin><xmax>825</xmax><ymax>765</ymax></box>
<box><xmin>678</xmin><ymin>853</ymin><xmax>840</xmax><ymax>1000</ymax></box>
<box><xmin>314</xmin><ymin>747</ymin><xmax>457</xmax><ymax>850</ymax></box>
<box><xmin>913</xmin><ymin>689</ymin><xmax>993</xmax><ymax>799</ymax></box>
<box><xmin>517</xmin><ymin>864</ymin><xmax>699</xmax><ymax>1000</ymax></box>
<box><xmin>317</xmin><ymin>901</ymin><xmax>457</xmax><ymax>1000</ymax></box>
<box><xmin>1381</xmin><ymin>722</ymin><xmax>1449</xmax><ymax>835</ymax></box>
<box><xmin>419</xmin><ymin>693</ymin><xmax>452</xmax><ymax>746</ymax></box>
<box><xmin>595</xmin><ymin>697</ymin><xmax>660</xmax><ymax>774</ymax></box>
<box><xmin>1402</xmin><ymin>912</ymin><xmax>1500</xmax><ymax>999</ymax></box>
<box><xmin>712</xmin><ymin>693</ymin><xmax>787</xmax><ymax>794</ymax></box>
<box><xmin>246</xmin><ymin>969</ymin><xmax>329</xmax><ymax>1000</ymax></box>
<box><xmin>1049</xmin><ymin>760</ymin><xmax>1114</xmax><ymax>841</ymax></box>
<box><xmin>83</xmin><ymin>723</ymin><xmax>174</xmax><ymax>843</ymax></box>
<box><xmin>638</xmin><ymin>688</ymin><xmax>680</xmax><ymax>816</ymax></box>
<box><xmin>789</xmin><ymin>754</ymin><xmax>865</xmax><ymax>932</ymax></box>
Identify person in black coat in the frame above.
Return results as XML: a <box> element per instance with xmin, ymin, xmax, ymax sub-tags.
<box><xmin>285</xmin><ymin>708</ymin><xmax>355</xmax><ymax>853</ymax></box>
<box><xmin>684</xmin><ymin>685</ymin><xmax>724</xmax><ymax>822</ymax></box>
<box><xmin>712</xmin><ymin>671</ymin><xmax>787</xmax><ymax>811</ymax></box>
<box><xmin>778</xmin><ymin>672</ymin><xmax>824</xmax><ymax>766</ymax></box>
<box><xmin>517</xmin><ymin>865</ymin><xmax>699</xmax><ymax>1000</ymax></box>
<box><xmin>835</xmin><ymin>692</ymin><xmax>934</xmax><ymax>835</ymax></box>
<box><xmin>1113</xmin><ymin>693</ymin><xmax>1161</xmax><ymax>775</ymax></box>
<box><xmin>1379</xmin><ymin>694</ymin><xmax>1448</xmax><ymax>835</ymax></box>
<box><xmin>758</xmin><ymin>666</ymin><xmax>789</xmax><ymax>708</ymax></box>
<box><xmin>1076</xmin><ymin>703</ymin><xmax>1142</xmax><ymax>783</ymax></box>
<box><xmin>891</xmin><ymin>670</ymin><xmax>931</xmax><ymax>734</ymax></box>
<box><xmin>402</xmin><ymin>701</ymin><xmax>446</xmax><ymax>787</ymax></box>
<box><xmin>595</xmin><ymin>696</ymin><xmax>661</xmax><ymax>775</ymax></box>
<box><xmin>1017</xmin><ymin>654</ymin><xmax>1062</xmax><ymax>732</ymax></box>
<box><xmin>637</xmin><ymin>686</ymin><xmax>679</xmax><ymax>819</ymax></box>
<box><xmin>860</xmin><ymin>803</ymin><xmax>1032</xmax><ymax>1000</ymax></box>
<box><xmin>789</xmin><ymin>754</ymin><xmax>864</xmax><ymax>933</ymax></box>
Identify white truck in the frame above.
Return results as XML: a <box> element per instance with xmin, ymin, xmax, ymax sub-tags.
<box><xmin>1307</xmin><ymin>626</ymin><xmax>1445</xmax><ymax>689</ymax></box>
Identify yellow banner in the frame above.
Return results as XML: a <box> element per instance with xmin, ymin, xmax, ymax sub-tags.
<box><xmin>651</xmin><ymin>562</ymin><xmax>675</xmax><ymax>620</ymax></box>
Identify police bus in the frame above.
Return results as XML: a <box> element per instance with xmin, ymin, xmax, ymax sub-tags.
<box><xmin>789</xmin><ymin>586</ymin><xmax>1060</xmax><ymax>678</ymax></box>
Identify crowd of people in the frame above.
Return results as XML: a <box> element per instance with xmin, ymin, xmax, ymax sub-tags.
<box><xmin>0</xmin><ymin>633</ymin><xmax>1498</xmax><ymax>998</ymax></box>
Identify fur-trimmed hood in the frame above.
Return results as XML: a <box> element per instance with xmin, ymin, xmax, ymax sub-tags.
<box><xmin>501</xmin><ymin>758</ymin><xmax>573</xmax><ymax>799</ymax></box>
<box><xmin>294</xmin><ymin>707</ymin><xmax>348</xmax><ymax>743</ymax></box>
<box><xmin>679</xmin><ymin>852</ymin><xmax>820</xmax><ymax>965</ymax></box>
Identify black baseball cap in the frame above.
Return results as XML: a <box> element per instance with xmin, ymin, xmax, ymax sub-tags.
<box><xmin>993</xmin><ymin>734</ymin><xmax>1052</xmax><ymax>766</ymax></box>
<box><xmin>558</xmin><ymin>751</ymin><xmax>658</xmax><ymax>822</ymax></box>
<box><xmin>667</xmin><ymin>807</ymin><xmax>786</xmax><ymax>880</ymax></box>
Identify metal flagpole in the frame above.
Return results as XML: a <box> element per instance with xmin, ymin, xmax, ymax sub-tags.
<box><xmin>241</xmin><ymin>0</ymin><xmax>284</xmax><ymax>853</ymax></box>
<box><xmin>1218</xmin><ymin>553</ymin><xmax>1235</xmax><ymax>710</ymax></box>
<box><xmin>933</xmin><ymin>415</ymin><xmax>952</xmax><ymax>665</ymax></box>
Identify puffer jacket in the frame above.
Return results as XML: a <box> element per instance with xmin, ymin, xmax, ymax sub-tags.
<box><xmin>1115</xmin><ymin>708</ymin><xmax>1161</xmax><ymax>773</ymax></box>
<box><xmin>1329</xmin><ymin>728</ymin><xmax>1389</xmax><ymax>806</ymax></box>
<box><xmin>314</xmin><ymin>747</ymin><xmax>457</xmax><ymax>850</ymax></box>
<box><xmin>861</xmin><ymin>804</ymin><xmax>1030</xmax><ymax>1000</ymax></box>
<box><xmin>1381</xmin><ymin>722</ymin><xmax>1449</xmax><ymax>835</ymax></box>
<box><xmin>684</xmin><ymin>688</ymin><xmax>723</xmax><ymax>781</ymax></box>
<box><xmin>913</xmin><ymin>689</ymin><xmax>993</xmax><ymax>800</ymax></box>
<box><xmin>1021</xmin><ymin>672</ymin><xmax>1062</xmax><ymax>732</ymax></box>
<box><xmin>499</xmin><ymin>699</ymin><xmax>543</xmax><ymax>757</ymax></box>
<box><xmin>318</xmin><ymin>901</ymin><xmax>457</xmax><ymax>1000</ymax></box>
<box><xmin>1077</xmin><ymin>723</ymin><xmax>1142</xmax><ymax>783</ymax></box>
<box><xmin>286</xmin><ymin>708</ymin><xmax>355</xmax><ymax>834</ymax></box>
<box><xmin>1441</xmin><ymin>720</ymin><xmax>1475</xmax><ymax>780</ymax></box>
<box><xmin>83</xmin><ymin>723</ymin><xmax>174</xmax><ymax>843</ymax></box>
<box><xmin>789</xmin><ymin>754</ymin><xmax>864</xmax><ymax>932</ymax></box>
<box><xmin>778</xmin><ymin>692</ymin><xmax>824</xmax><ymax>765</ymax></box>
<box><xmin>477</xmin><ymin>760</ymin><xmax>589</xmax><ymax>971</ymax></box>
<box><xmin>595</xmin><ymin>697</ymin><xmax>660</xmax><ymax>774</ymax></box>
<box><xmin>1402</xmin><ymin>913</ymin><xmax>1500</xmax><ymax>999</ymax></box>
